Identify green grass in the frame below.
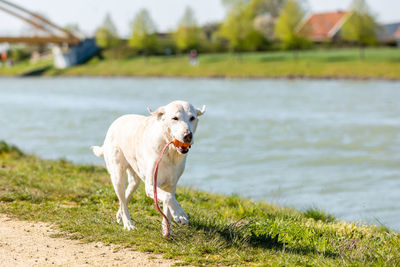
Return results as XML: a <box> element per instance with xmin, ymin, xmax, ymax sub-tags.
<box><xmin>2</xmin><ymin>48</ymin><xmax>400</xmax><ymax>79</ymax></box>
<box><xmin>0</xmin><ymin>58</ymin><xmax>52</xmax><ymax>76</ymax></box>
<box><xmin>304</xmin><ymin>208</ymin><xmax>335</xmax><ymax>223</ymax></box>
<box><xmin>0</xmin><ymin>141</ymin><xmax>399</xmax><ymax>266</ymax></box>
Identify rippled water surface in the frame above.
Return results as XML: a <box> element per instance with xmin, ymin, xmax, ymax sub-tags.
<box><xmin>1</xmin><ymin>77</ymin><xmax>399</xmax><ymax>230</ymax></box>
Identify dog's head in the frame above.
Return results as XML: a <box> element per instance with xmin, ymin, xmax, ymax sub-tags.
<box><xmin>148</xmin><ymin>101</ymin><xmax>206</xmax><ymax>154</ymax></box>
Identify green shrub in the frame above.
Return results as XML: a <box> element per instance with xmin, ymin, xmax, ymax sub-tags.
<box><xmin>0</xmin><ymin>141</ymin><xmax>24</xmax><ymax>157</ymax></box>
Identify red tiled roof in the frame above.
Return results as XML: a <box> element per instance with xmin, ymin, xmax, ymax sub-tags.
<box><xmin>395</xmin><ymin>26</ymin><xmax>400</xmax><ymax>39</ymax></box>
<box><xmin>299</xmin><ymin>11</ymin><xmax>350</xmax><ymax>42</ymax></box>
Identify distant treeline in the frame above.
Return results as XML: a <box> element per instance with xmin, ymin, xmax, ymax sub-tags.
<box><xmin>3</xmin><ymin>0</ymin><xmax>387</xmax><ymax>63</ymax></box>
<box><xmin>93</xmin><ymin>0</ymin><xmax>382</xmax><ymax>58</ymax></box>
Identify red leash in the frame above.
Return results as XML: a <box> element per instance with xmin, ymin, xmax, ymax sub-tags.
<box><xmin>153</xmin><ymin>140</ymin><xmax>173</xmax><ymax>238</ymax></box>
<box><xmin>153</xmin><ymin>139</ymin><xmax>191</xmax><ymax>238</ymax></box>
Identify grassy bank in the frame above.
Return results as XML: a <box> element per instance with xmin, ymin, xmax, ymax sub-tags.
<box><xmin>1</xmin><ymin>48</ymin><xmax>400</xmax><ymax>79</ymax></box>
<box><xmin>0</xmin><ymin>141</ymin><xmax>399</xmax><ymax>266</ymax></box>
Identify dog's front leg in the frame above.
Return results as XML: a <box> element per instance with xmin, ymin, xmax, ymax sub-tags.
<box><xmin>145</xmin><ymin>184</ymin><xmax>188</xmax><ymax>229</ymax></box>
<box><xmin>166</xmin><ymin>187</ymin><xmax>189</xmax><ymax>225</ymax></box>
<box><xmin>155</xmin><ymin>187</ymin><xmax>189</xmax><ymax>225</ymax></box>
<box><xmin>144</xmin><ymin>183</ymin><xmax>171</xmax><ymax>235</ymax></box>
<box><xmin>171</xmin><ymin>200</ymin><xmax>189</xmax><ymax>225</ymax></box>
<box><xmin>144</xmin><ymin>169</ymin><xmax>172</xmax><ymax>235</ymax></box>
<box><xmin>157</xmin><ymin>190</ymin><xmax>189</xmax><ymax>237</ymax></box>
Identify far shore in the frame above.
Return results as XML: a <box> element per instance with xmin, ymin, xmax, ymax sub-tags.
<box><xmin>1</xmin><ymin>72</ymin><xmax>400</xmax><ymax>82</ymax></box>
<box><xmin>1</xmin><ymin>48</ymin><xmax>400</xmax><ymax>81</ymax></box>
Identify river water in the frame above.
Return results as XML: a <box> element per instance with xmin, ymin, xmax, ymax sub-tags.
<box><xmin>0</xmin><ymin>77</ymin><xmax>399</xmax><ymax>230</ymax></box>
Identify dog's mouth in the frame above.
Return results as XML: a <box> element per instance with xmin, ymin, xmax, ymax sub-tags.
<box><xmin>177</xmin><ymin>146</ymin><xmax>189</xmax><ymax>154</ymax></box>
<box><xmin>172</xmin><ymin>139</ymin><xmax>191</xmax><ymax>154</ymax></box>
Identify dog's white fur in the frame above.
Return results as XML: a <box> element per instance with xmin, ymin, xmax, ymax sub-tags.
<box><xmin>92</xmin><ymin>100</ymin><xmax>205</xmax><ymax>235</ymax></box>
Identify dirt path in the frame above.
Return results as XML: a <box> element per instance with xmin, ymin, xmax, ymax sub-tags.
<box><xmin>0</xmin><ymin>214</ymin><xmax>175</xmax><ymax>266</ymax></box>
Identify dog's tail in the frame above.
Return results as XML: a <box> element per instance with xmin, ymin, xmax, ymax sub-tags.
<box><xmin>91</xmin><ymin>145</ymin><xmax>104</xmax><ymax>157</ymax></box>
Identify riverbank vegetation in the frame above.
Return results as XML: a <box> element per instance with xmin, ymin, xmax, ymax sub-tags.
<box><xmin>1</xmin><ymin>141</ymin><xmax>399</xmax><ymax>266</ymax></box>
<box><xmin>1</xmin><ymin>48</ymin><xmax>400</xmax><ymax>79</ymax></box>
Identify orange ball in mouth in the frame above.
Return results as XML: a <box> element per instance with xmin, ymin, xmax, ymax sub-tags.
<box><xmin>172</xmin><ymin>138</ymin><xmax>191</xmax><ymax>154</ymax></box>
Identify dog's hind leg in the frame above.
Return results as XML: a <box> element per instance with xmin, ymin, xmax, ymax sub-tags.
<box><xmin>105</xmin><ymin>146</ymin><xmax>135</xmax><ymax>230</ymax></box>
<box><xmin>125</xmin><ymin>167</ymin><xmax>141</xmax><ymax>203</ymax></box>
<box><xmin>117</xmin><ymin>167</ymin><xmax>141</xmax><ymax>224</ymax></box>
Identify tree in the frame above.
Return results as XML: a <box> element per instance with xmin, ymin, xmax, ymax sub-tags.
<box><xmin>95</xmin><ymin>13</ymin><xmax>120</xmax><ymax>49</ymax></box>
<box><xmin>129</xmin><ymin>9</ymin><xmax>158</xmax><ymax>54</ymax></box>
<box><xmin>174</xmin><ymin>7</ymin><xmax>203</xmax><ymax>52</ymax></box>
<box><xmin>218</xmin><ymin>2</ymin><xmax>265</xmax><ymax>52</ymax></box>
<box><xmin>253</xmin><ymin>14</ymin><xmax>276</xmax><ymax>39</ymax></box>
<box><xmin>179</xmin><ymin>6</ymin><xmax>198</xmax><ymax>28</ymax></box>
<box><xmin>341</xmin><ymin>0</ymin><xmax>377</xmax><ymax>59</ymax></box>
<box><xmin>274</xmin><ymin>0</ymin><xmax>309</xmax><ymax>51</ymax></box>
<box><xmin>218</xmin><ymin>0</ymin><xmax>287</xmax><ymax>51</ymax></box>
<box><xmin>250</xmin><ymin>0</ymin><xmax>287</xmax><ymax>39</ymax></box>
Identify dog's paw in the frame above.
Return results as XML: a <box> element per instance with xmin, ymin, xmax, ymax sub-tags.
<box><xmin>176</xmin><ymin>215</ymin><xmax>189</xmax><ymax>225</ymax></box>
<box><xmin>171</xmin><ymin>207</ymin><xmax>189</xmax><ymax>225</ymax></box>
<box><xmin>123</xmin><ymin>221</ymin><xmax>136</xmax><ymax>231</ymax></box>
<box><xmin>173</xmin><ymin>213</ymin><xmax>189</xmax><ymax>225</ymax></box>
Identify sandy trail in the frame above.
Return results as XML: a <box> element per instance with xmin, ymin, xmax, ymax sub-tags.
<box><xmin>0</xmin><ymin>214</ymin><xmax>174</xmax><ymax>266</ymax></box>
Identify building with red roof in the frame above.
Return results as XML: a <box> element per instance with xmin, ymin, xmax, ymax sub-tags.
<box><xmin>297</xmin><ymin>11</ymin><xmax>351</xmax><ymax>42</ymax></box>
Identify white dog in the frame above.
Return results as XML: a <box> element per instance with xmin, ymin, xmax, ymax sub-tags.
<box><xmin>91</xmin><ymin>100</ymin><xmax>206</xmax><ymax>235</ymax></box>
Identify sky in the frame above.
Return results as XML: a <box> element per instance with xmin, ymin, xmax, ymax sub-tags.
<box><xmin>0</xmin><ymin>0</ymin><xmax>399</xmax><ymax>38</ymax></box>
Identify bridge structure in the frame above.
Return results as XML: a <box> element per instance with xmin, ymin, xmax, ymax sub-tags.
<box><xmin>0</xmin><ymin>0</ymin><xmax>99</xmax><ymax>68</ymax></box>
<box><xmin>0</xmin><ymin>0</ymin><xmax>80</xmax><ymax>45</ymax></box>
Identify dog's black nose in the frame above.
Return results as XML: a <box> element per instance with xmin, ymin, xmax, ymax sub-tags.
<box><xmin>183</xmin><ymin>132</ymin><xmax>193</xmax><ymax>143</ymax></box>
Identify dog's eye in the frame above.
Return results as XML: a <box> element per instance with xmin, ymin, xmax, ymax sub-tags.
<box><xmin>172</xmin><ymin>117</ymin><xmax>179</xmax><ymax>121</ymax></box>
<box><xmin>190</xmin><ymin>116</ymin><xmax>195</xmax><ymax>121</ymax></box>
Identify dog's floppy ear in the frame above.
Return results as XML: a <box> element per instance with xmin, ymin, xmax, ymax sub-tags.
<box><xmin>147</xmin><ymin>106</ymin><xmax>165</xmax><ymax>120</ymax></box>
<box><xmin>196</xmin><ymin>105</ymin><xmax>206</xmax><ymax>117</ymax></box>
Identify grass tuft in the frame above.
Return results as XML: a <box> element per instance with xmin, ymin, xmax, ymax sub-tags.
<box><xmin>304</xmin><ymin>208</ymin><xmax>335</xmax><ymax>223</ymax></box>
